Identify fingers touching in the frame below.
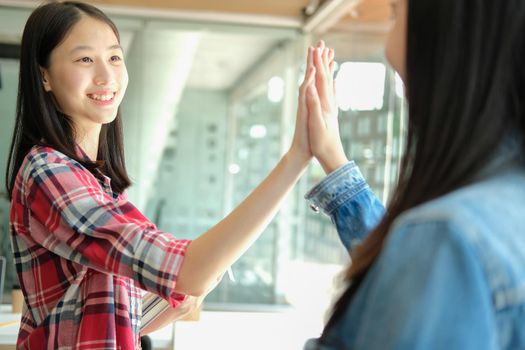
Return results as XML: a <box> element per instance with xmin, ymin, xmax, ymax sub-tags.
<box><xmin>299</xmin><ymin>47</ymin><xmax>317</xmax><ymax>106</ymax></box>
<box><xmin>311</xmin><ymin>41</ymin><xmax>335</xmax><ymax>112</ymax></box>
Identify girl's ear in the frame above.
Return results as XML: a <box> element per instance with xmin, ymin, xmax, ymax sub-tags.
<box><xmin>40</xmin><ymin>67</ymin><xmax>52</xmax><ymax>92</ymax></box>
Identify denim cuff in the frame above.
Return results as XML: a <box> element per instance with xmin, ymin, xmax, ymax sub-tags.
<box><xmin>305</xmin><ymin>161</ymin><xmax>368</xmax><ymax>215</ymax></box>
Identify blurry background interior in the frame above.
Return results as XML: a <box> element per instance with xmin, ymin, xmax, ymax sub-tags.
<box><xmin>0</xmin><ymin>0</ymin><xmax>405</xmax><ymax>348</ymax></box>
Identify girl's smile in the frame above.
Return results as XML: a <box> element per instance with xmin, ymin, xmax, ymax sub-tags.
<box><xmin>87</xmin><ymin>90</ymin><xmax>118</xmax><ymax>106</ymax></box>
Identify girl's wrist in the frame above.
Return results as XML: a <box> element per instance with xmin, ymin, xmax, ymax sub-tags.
<box><xmin>318</xmin><ymin>148</ymin><xmax>348</xmax><ymax>175</ymax></box>
<box><xmin>284</xmin><ymin>148</ymin><xmax>312</xmax><ymax>172</ymax></box>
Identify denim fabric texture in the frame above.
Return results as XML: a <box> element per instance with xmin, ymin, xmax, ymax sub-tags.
<box><xmin>304</xmin><ymin>160</ymin><xmax>525</xmax><ymax>350</ymax></box>
<box><xmin>305</xmin><ymin>162</ymin><xmax>385</xmax><ymax>251</ymax></box>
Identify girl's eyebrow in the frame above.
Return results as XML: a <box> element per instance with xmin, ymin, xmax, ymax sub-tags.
<box><xmin>70</xmin><ymin>44</ymin><xmax>122</xmax><ymax>54</ymax></box>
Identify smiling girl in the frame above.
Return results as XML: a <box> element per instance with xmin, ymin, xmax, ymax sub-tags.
<box><xmin>5</xmin><ymin>2</ymin><xmax>328</xmax><ymax>349</ymax></box>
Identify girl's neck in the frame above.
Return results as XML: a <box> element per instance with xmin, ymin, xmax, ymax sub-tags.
<box><xmin>75</xmin><ymin>124</ymin><xmax>101</xmax><ymax>161</ymax></box>
<box><xmin>78</xmin><ymin>139</ymin><xmax>99</xmax><ymax>161</ymax></box>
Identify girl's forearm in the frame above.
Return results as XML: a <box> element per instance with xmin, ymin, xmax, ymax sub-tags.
<box><xmin>174</xmin><ymin>150</ymin><xmax>309</xmax><ymax>296</ymax></box>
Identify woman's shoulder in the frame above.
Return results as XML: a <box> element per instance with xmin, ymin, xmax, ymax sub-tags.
<box><xmin>27</xmin><ymin>145</ymin><xmax>75</xmax><ymax>163</ymax></box>
<box><xmin>17</xmin><ymin>145</ymin><xmax>92</xmax><ymax>190</ymax></box>
<box><xmin>24</xmin><ymin>145</ymin><xmax>85</xmax><ymax>172</ymax></box>
<box><xmin>394</xmin><ymin>166</ymin><xmax>525</xmax><ymax>233</ymax></box>
<box><xmin>387</xmin><ymin>167</ymin><xmax>525</xmax><ymax>304</ymax></box>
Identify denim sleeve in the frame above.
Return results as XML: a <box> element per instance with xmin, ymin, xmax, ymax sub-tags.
<box><xmin>349</xmin><ymin>219</ymin><xmax>498</xmax><ymax>350</ymax></box>
<box><xmin>305</xmin><ymin>162</ymin><xmax>385</xmax><ymax>251</ymax></box>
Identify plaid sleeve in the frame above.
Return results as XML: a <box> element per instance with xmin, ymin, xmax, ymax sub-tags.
<box><xmin>22</xmin><ymin>150</ymin><xmax>189</xmax><ymax>306</ymax></box>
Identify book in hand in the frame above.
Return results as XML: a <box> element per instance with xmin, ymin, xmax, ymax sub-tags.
<box><xmin>141</xmin><ymin>292</ymin><xmax>203</xmax><ymax>329</ymax></box>
<box><xmin>141</xmin><ymin>267</ymin><xmax>234</xmax><ymax>328</ymax></box>
<box><xmin>141</xmin><ymin>292</ymin><xmax>171</xmax><ymax>329</ymax></box>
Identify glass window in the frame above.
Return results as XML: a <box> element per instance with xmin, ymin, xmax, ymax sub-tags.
<box><xmin>0</xmin><ymin>0</ymin><xmax>406</xmax><ymax>317</ymax></box>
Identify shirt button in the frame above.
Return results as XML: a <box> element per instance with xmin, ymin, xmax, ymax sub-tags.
<box><xmin>309</xmin><ymin>203</ymin><xmax>320</xmax><ymax>213</ymax></box>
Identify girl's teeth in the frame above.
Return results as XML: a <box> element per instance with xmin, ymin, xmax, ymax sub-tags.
<box><xmin>90</xmin><ymin>93</ymin><xmax>114</xmax><ymax>101</ymax></box>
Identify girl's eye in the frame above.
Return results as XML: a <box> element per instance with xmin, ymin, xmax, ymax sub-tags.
<box><xmin>78</xmin><ymin>57</ymin><xmax>93</xmax><ymax>63</ymax></box>
<box><xmin>111</xmin><ymin>55</ymin><xmax>122</xmax><ymax>62</ymax></box>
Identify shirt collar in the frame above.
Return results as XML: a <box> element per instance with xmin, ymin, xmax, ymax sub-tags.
<box><xmin>476</xmin><ymin>133</ymin><xmax>524</xmax><ymax>180</ymax></box>
<box><xmin>74</xmin><ymin>144</ymin><xmax>93</xmax><ymax>162</ymax></box>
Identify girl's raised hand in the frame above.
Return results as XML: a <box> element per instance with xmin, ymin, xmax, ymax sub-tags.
<box><xmin>307</xmin><ymin>41</ymin><xmax>349</xmax><ymax>174</ymax></box>
<box><xmin>288</xmin><ymin>44</ymin><xmax>317</xmax><ymax>164</ymax></box>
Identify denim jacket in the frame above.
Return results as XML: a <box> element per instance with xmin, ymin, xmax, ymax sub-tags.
<box><xmin>304</xmin><ymin>160</ymin><xmax>525</xmax><ymax>350</ymax></box>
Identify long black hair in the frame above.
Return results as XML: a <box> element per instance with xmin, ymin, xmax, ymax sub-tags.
<box><xmin>5</xmin><ymin>1</ymin><xmax>131</xmax><ymax>199</ymax></box>
<box><xmin>321</xmin><ymin>0</ymin><xmax>525</xmax><ymax>339</ymax></box>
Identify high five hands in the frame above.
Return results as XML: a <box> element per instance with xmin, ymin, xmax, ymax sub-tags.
<box><xmin>289</xmin><ymin>40</ymin><xmax>349</xmax><ymax>174</ymax></box>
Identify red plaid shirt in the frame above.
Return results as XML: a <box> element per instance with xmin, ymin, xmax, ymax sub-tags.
<box><xmin>10</xmin><ymin>146</ymin><xmax>190</xmax><ymax>349</ymax></box>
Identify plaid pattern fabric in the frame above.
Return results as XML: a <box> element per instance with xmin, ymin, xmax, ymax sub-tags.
<box><xmin>9</xmin><ymin>146</ymin><xmax>190</xmax><ymax>349</ymax></box>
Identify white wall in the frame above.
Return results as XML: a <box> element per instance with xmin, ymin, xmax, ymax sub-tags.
<box><xmin>0</xmin><ymin>59</ymin><xmax>18</xmax><ymax>195</ymax></box>
<box><xmin>121</xmin><ymin>29</ymin><xmax>202</xmax><ymax>211</ymax></box>
<box><xmin>144</xmin><ymin>88</ymin><xmax>229</xmax><ymax>238</ymax></box>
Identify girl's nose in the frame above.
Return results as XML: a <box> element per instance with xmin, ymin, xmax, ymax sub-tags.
<box><xmin>94</xmin><ymin>78</ymin><xmax>108</xmax><ymax>86</ymax></box>
<box><xmin>94</xmin><ymin>63</ymin><xmax>115</xmax><ymax>86</ymax></box>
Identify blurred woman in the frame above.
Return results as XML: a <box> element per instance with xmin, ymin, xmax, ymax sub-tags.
<box><xmin>5</xmin><ymin>2</ymin><xmax>327</xmax><ymax>348</ymax></box>
<box><xmin>304</xmin><ymin>0</ymin><xmax>525</xmax><ymax>348</ymax></box>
